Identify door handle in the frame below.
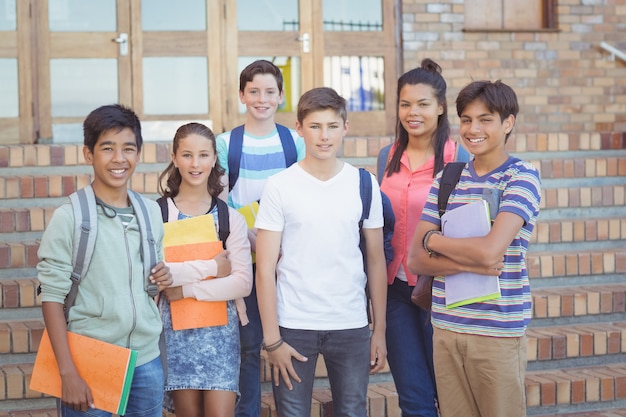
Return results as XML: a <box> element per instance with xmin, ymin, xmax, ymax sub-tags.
<box><xmin>297</xmin><ymin>32</ymin><xmax>310</xmax><ymax>53</ymax></box>
<box><xmin>112</xmin><ymin>33</ymin><xmax>128</xmax><ymax>56</ymax></box>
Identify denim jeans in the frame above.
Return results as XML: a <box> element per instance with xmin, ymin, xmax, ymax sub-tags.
<box><xmin>61</xmin><ymin>356</ymin><xmax>164</xmax><ymax>417</ymax></box>
<box><xmin>236</xmin><ymin>275</ymin><xmax>263</xmax><ymax>417</ymax></box>
<box><xmin>386</xmin><ymin>278</ymin><xmax>438</xmax><ymax>417</ymax></box>
<box><xmin>273</xmin><ymin>326</ymin><xmax>370</xmax><ymax>417</ymax></box>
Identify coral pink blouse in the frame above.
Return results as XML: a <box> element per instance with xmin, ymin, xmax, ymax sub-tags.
<box><xmin>380</xmin><ymin>139</ymin><xmax>460</xmax><ymax>286</ymax></box>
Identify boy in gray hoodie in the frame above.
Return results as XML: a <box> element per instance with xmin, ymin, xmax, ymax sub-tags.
<box><xmin>37</xmin><ymin>104</ymin><xmax>172</xmax><ymax>416</ymax></box>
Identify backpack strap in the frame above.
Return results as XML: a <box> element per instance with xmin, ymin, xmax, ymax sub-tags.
<box><xmin>276</xmin><ymin>124</ymin><xmax>298</xmax><ymax>167</ymax></box>
<box><xmin>158</xmin><ymin>196</ymin><xmax>230</xmax><ymax>250</ymax></box>
<box><xmin>358</xmin><ymin>168</ymin><xmax>373</xmax><ymax>227</ymax></box>
<box><xmin>228</xmin><ymin>124</ymin><xmax>297</xmax><ymax>191</ymax></box>
<box><xmin>376</xmin><ymin>144</ymin><xmax>392</xmax><ymax>185</ymax></box>
<box><xmin>438</xmin><ymin>162</ymin><xmax>466</xmax><ymax>218</ymax></box>
<box><xmin>156</xmin><ymin>196</ymin><xmax>168</xmax><ymax>222</ymax></box>
<box><xmin>455</xmin><ymin>142</ymin><xmax>471</xmax><ymax>163</ymax></box>
<box><xmin>128</xmin><ymin>190</ymin><xmax>159</xmax><ymax>298</ymax></box>
<box><xmin>215</xmin><ymin>198</ymin><xmax>230</xmax><ymax>249</ymax></box>
<box><xmin>66</xmin><ymin>185</ymin><xmax>98</xmax><ymax>321</ymax></box>
<box><xmin>227</xmin><ymin>125</ymin><xmax>245</xmax><ymax>192</ymax></box>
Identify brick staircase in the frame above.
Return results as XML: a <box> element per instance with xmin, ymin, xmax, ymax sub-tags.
<box><xmin>1</xmin><ymin>133</ymin><xmax>626</xmax><ymax>416</ymax></box>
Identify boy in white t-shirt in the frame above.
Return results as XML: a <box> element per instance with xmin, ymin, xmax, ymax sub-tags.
<box><xmin>255</xmin><ymin>87</ymin><xmax>388</xmax><ymax>417</ymax></box>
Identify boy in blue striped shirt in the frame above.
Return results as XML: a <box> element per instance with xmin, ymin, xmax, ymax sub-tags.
<box><xmin>408</xmin><ymin>80</ymin><xmax>541</xmax><ymax>417</ymax></box>
<box><xmin>216</xmin><ymin>60</ymin><xmax>305</xmax><ymax>417</ymax></box>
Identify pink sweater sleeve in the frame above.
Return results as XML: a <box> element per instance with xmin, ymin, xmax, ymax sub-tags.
<box><xmin>179</xmin><ymin>208</ymin><xmax>253</xmax><ymax>303</ymax></box>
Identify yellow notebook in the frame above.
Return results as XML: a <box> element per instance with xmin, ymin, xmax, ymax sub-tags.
<box><xmin>163</xmin><ymin>214</ymin><xmax>228</xmax><ymax>330</ymax></box>
<box><xmin>237</xmin><ymin>201</ymin><xmax>259</xmax><ymax>262</ymax></box>
<box><xmin>30</xmin><ymin>329</ymin><xmax>137</xmax><ymax>415</ymax></box>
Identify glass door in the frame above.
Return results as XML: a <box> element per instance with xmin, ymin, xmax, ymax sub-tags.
<box><xmin>33</xmin><ymin>0</ymin><xmax>130</xmax><ymax>142</ymax></box>
<box><xmin>34</xmin><ymin>0</ymin><xmax>223</xmax><ymax>143</ymax></box>
<box><xmin>230</xmin><ymin>0</ymin><xmax>397</xmax><ymax>136</ymax></box>
<box><xmin>0</xmin><ymin>0</ymin><xmax>33</xmax><ymax>144</ymax></box>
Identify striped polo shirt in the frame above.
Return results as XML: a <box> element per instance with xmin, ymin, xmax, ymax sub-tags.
<box><xmin>216</xmin><ymin>127</ymin><xmax>305</xmax><ymax>209</ymax></box>
<box><xmin>421</xmin><ymin>156</ymin><xmax>541</xmax><ymax>337</ymax></box>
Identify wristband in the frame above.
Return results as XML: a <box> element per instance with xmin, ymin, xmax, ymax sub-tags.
<box><xmin>261</xmin><ymin>338</ymin><xmax>284</xmax><ymax>352</ymax></box>
<box><xmin>422</xmin><ymin>229</ymin><xmax>442</xmax><ymax>258</ymax></box>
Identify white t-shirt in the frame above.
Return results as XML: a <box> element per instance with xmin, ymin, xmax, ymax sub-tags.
<box><xmin>255</xmin><ymin>162</ymin><xmax>383</xmax><ymax>331</ymax></box>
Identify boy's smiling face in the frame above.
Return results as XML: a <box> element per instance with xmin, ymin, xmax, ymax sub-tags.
<box><xmin>296</xmin><ymin>108</ymin><xmax>348</xmax><ymax>162</ymax></box>
<box><xmin>83</xmin><ymin>127</ymin><xmax>140</xmax><ymax>199</ymax></box>
<box><xmin>459</xmin><ymin>99</ymin><xmax>514</xmax><ymax>159</ymax></box>
<box><xmin>239</xmin><ymin>73</ymin><xmax>284</xmax><ymax>123</ymax></box>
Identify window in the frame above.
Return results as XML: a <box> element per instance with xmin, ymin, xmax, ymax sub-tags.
<box><xmin>464</xmin><ymin>0</ymin><xmax>557</xmax><ymax>31</ymax></box>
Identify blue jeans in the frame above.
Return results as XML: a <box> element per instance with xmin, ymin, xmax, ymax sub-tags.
<box><xmin>61</xmin><ymin>356</ymin><xmax>164</xmax><ymax>417</ymax></box>
<box><xmin>386</xmin><ymin>278</ymin><xmax>438</xmax><ymax>417</ymax></box>
<box><xmin>236</xmin><ymin>275</ymin><xmax>263</xmax><ymax>417</ymax></box>
<box><xmin>273</xmin><ymin>326</ymin><xmax>370</xmax><ymax>417</ymax></box>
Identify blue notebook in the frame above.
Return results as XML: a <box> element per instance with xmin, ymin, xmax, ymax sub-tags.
<box><xmin>441</xmin><ymin>200</ymin><xmax>501</xmax><ymax>308</ymax></box>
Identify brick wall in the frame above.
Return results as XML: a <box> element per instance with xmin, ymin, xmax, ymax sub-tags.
<box><xmin>401</xmin><ymin>0</ymin><xmax>626</xmax><ymax>135</ymax></box>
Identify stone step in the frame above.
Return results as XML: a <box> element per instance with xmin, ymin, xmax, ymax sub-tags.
<box><xmin>526</xmin><ymin>322</ymin><xmax>626</xmax><ymax>364</ymax></box>
<box><xmin>0</xmin><ymin>320</ymin><xmax>44</xmax><ymax>355</ymax></box>
<box><xmin>532</xmin><ymin>284</ymin><xmax>626</xmax><ymax>321</ymax></box>
<box><xmin>0</xmin><ymin>409</ymin><xmax>57</xmax><ymax>417</ymax></box>
<box><xmin>0</xmin><ymin>172</ymin><xmax>161</xmax><ymax>201</ymax></box>
<box><xmin>525</xmin><ymin>364</ymin><xmax>626</xmax><ymax>411</ymax></box>
<box><xmin>4</xmin><ymin>241</ymin><xmax>624</xmax><ymax>274</ymax></box>
<box><xmin>2</xmin><ymin>132</ymin><xmax>625</xmax><ymax>170</ymax></box>
<box><xmin>533</xmin><ymin>408</ymin><xmax>626</xmax><ymax>417</ymax></box>
<box><xmin>531</xmin><ymin>217</ymin><xmax>626</xmax><ymax>245</ymax></box>
<box><xmin>9</xmin><ymin>366</ymin><xmax>626</xmax><ymax>417</ymax></box>
<box><xmin>529</xmin><ymin>155</ymin><xmax>626</xmax><ymax>179</ymax></box>
<box><xmin>0</xmin><ymin>278</ymin><xmax>40</xmax><ymax>309</ymax></box>
<box><xmin>528</xmin><ymin>249</ymin><xmax>626</xmax><ymax>280</ymax></box>
<box><xmin>2</xmin><ymin>200</ymin><xmax>625</xmax><ymax>244</ymax></box>
<box><xmin>0</xmin><ymin>143</ymin><xmax>171</xmax><ymax>169</ymax></box>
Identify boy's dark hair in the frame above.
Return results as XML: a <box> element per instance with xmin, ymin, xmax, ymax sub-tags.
<box><xmin>239</xmin><ymin>59</ymin><xmax>284</xmax><ymax>93</ymax></box>
<box><xmin>387</xmin><ymin>58</ymin><xmax>450</xmax><ymax>178</ymax></box>
<box><xmin>158</xmin><ymin>122</ymin><xmax>225</xmax><ymax>199</ymax></box>
<box><xmin>297</xmin><ymin>87</ymin><xmax>347</xmax><ymax>124</ymax></box>
<box><xmin>83</xmin><ymin>104</ymin><xmax>143</xmax><ymax>152</ymax></box>
<box><xmin>456</xmin><ymin>80</ymin><xmax>519</xmax><ymax>142</ymax></box>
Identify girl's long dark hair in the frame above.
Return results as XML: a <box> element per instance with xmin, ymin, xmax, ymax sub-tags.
<box><xmin>385</xmin><ymin>58</ymin><xmax>450</xmax><ymax>178</ymax></box>
<box><xmin>158</xmin><ymin>122</ymin><xmax>225</xmax><ymax>199</ymax></box>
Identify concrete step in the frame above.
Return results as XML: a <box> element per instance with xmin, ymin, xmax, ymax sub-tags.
<box><xmin>0</xmin><ymin>172</ymin><xmax>161</xmax><ymax>201</ymax></box>
<box><xmin>527</xmin><ymin>322</ymin><xmax>626</xmax><ymax>364</ymax></box>
<box><xmin>531</xmin><ymin>217</ymin><xmax>626</xmax><ymax>245</ymax></box>
<box><xmin>528</xmin><ymin>155</ymin><xmax>626</xmax><ymax>179</ymax></box>
<box><xmin>0</xmin><ymin>143</ymin><xmax>171</xmax><ymax>169</ymax></box>
<box><xmin>0</xmin><ymin>409</ymin><xmax>57</xmax><ymax>417</ymax></box>
<box><xmin>528</xmin><ymin>249</ymin><xmax>626</xmax><ymax>280</ymax></box>
<box><xmin>0</xmin><ymin>319</ymin><xmax>44</xmax><ymax>356</ymax></box>
<box><xmin>532</xmin><ymin>284</ymin><xmax>626</xmax><ymax>321</ymax></box>
<box><xmin>525</xmin><ymin>364</ymin><xmax>626</xmax><ymax>414</ymax></box>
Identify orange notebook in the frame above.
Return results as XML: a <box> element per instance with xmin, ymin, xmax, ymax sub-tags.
<box><xmin>30</xmin><ymin>329</ymin><xmax>137</xmax><ymax>415</ymax></box>
<box><xmin>163</xmin><ymin>214</ymin><xmax>228</xmax><ymax>330</ymax></box>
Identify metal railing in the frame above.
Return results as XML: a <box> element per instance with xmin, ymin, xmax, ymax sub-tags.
<box><xmin>599</xmin><ymin>42</ymin><xmax>626</xmax><ymax>63</ymax></box>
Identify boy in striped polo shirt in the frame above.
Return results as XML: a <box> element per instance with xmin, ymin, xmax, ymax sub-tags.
<box><xmin>408</xmin><ymin>80</ymin><xmax>541</xmax><ymax>417</ymax></box>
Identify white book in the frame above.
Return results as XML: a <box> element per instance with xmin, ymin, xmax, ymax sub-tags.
<box><xmin>441</xmin><ymin>200</ymin><xmax>501</xmax><ymax>308</ymax></box>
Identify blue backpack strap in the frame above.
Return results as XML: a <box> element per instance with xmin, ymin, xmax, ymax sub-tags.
<box><xmin>227</xmin><ymin>125</ymin><xmax>245</xmax><ymax>192</ymax></box>
<box><xmin>358</xmin><ymin>168</ymin><xmax>372</xmax><ymax>227</ymax></box>
<box><xmin>376</xmin><ymin>144</ymin><xmax>392</xmax><ymax>185</ymax></box>
<box><xmin>438</xmin><ymin>162</ymin><xmax>465</xmax><ymax>218</ymax></box>
<box><xmin>66</xmin><ymin>185</ymin><xmax>98</xmax><ymax>321</ymax></box>
<box><xmin>228</xmin><ymin>124</ymin><xmax>296</xmax><ymax>192</ymax></box>
<box><xmin>128</xmin><ymin>190</ymin><xmax>159</xmax><ymax>298</ymax></box>
<box><xmin>276</xmin><ymin>124</ymin><xmax>298</xmax><ymax>167</ymax></box>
